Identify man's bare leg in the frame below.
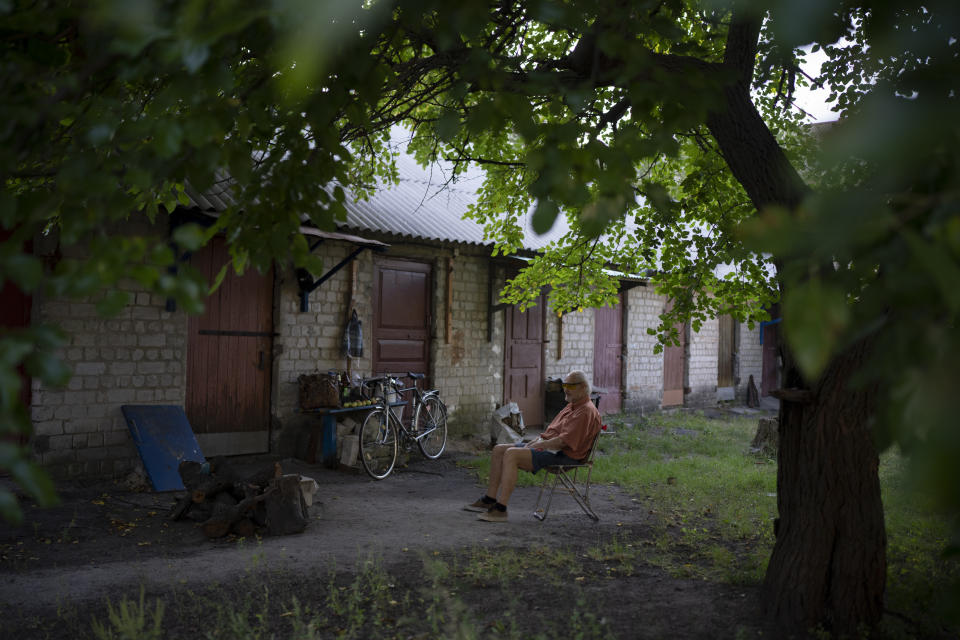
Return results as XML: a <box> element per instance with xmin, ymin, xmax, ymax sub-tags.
<box><xmin>485</xmin><ymin>444</ymin><xmax>512</xmax><ymax>499</ymax></box>
<box><xmin>496</xmin><ymin>447</ymin><xmax>534</xmax><ymax>507</ymax></box>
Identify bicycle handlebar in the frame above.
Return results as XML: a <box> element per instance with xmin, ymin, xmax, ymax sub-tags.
<box><xmin>361</xmin><ymin>373</ymin><xmax>424</xmax><ymax>388</ymax></box>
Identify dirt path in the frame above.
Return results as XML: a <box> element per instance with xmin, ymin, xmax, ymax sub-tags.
<box><xmin>0</xmin><ymin>449</ymin><xmax>781</xmax><ymax>639</ymax></box>
<box><xmin>0</xmin><ymin>452</ymin><xmax>656</xmax><ymax>612</ymax></box>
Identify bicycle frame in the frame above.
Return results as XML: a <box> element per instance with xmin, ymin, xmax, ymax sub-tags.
<box><xmin>363</xmin><ymin>375</ymin><xmax>440</xmax><ymax>443</ymax></box>
<box><xmin>357</xmin><ymin>373</ymin><xmax>448</xmax><ymax>479</ymax></box>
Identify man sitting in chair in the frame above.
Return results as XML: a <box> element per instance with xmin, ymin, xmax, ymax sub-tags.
<box><xmin>465</xmin><ymin>370</ymin><xmax>601</xmax><ymax>522</ymax></box>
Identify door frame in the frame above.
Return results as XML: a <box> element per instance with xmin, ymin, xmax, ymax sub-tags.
<box><xmin>717</xmin><ymin>314</ymin><xmax>737</xmax><ymax>401</ymax></box>
<box><xmin>661</xmin><ymin>301</ymin><xmax>686</xmax><ymax>407</ymax></box>
<box><xmin>503</xmin><ymin>291</ymin><xmax>546</xmax><ymax>428</ymax></box>
<box><xmin>592</xmin><ymin>293</ymin><xmax>624</xmax><ymax>414</ymax></box>
<box><xmin>186</xmin><ymin>235</ymin><xmax>275</xmax><ymax>456</ymax></box>
<box><xmin>371</xmin><ymin>256</ymin><xmax>433</xmax><ymax>381</ymax></box>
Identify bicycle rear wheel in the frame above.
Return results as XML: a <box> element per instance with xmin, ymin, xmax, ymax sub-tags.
<box><xmin>414</xmin><ymin>395</ymin><xmax>447</xmax><ymax>459</ymax></box>
<box><xmin>359</xmin><ymin>408</ymin><xmax>398</xmax><ymax>480</ymax></box>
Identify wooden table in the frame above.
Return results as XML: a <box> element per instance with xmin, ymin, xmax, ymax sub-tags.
<box><xmin>303</xmin><ymin>402</ymin><xmax>406</xmax><ymax>468</ymax></box>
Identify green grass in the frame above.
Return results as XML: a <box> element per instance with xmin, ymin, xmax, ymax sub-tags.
<box><xmin>880</xmin><ymin>451</ymin><xmax>960</xmax><ymax>632</ymax></box>
<box><xmin>593</xmin><ymin>412</ymin><xmax>777</xmax><ymax>584</ymax></box>
<box><xmin>73</xmin><ymin>409</ymin><xmax>960</xmax><ymax>639</ymax></box>
<box><xmin>462</xmin><ymin>408</ymin><xmax>960</xmax><ymax>621</ymax></box>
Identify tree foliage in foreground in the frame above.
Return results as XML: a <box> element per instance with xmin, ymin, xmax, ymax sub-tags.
<box><xmin>1</xmin><ymin>0</ymin><xmax>958</xmax><ymax>633</ymax></box>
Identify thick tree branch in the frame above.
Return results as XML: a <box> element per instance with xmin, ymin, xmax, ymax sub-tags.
<box><xmin>705</xmin><ymin>11</ymin><xmax>809</xmax><ymax>213</ymax></box>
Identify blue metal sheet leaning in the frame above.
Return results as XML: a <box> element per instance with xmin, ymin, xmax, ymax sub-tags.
<box><xmin>120</xmin><ymin>405</ymin><xmax>206</xmax><ymax>491</ymax></box>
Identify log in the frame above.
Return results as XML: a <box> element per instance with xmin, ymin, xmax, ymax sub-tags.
<box><xmin>184</xmin><ymin>501</ymin><xmax>213</xmax><ymax>523</ymax></box>
<box><xmin>169</xmin><ymin>494</ymin><xmax>194</xmax><ymax>521</ymax></box>
<box><xmin>178</xmin><ymin>460</ymin><xmax>208</xmax><ymax>489</ymax></box>
<box><xmin>231</xmin><ymin>518</ymin><xmax>256</xmax><ymax>538</ymax></box>
<box><xmin>191</xmin><ymin>478</ymin><xmax>232</xmax><ymax>504</ymax></box>
<box><xmin>751</xmin><ymin>416</ymin><xmax>780</xmax><ymax>454</ymax></box>
<box><xmin>201</xmin><ymin>489</ymin><xmax>273</xmax><ymax>539</ymax></box>
<box><xmin>264</xmin><ymin>475</ymin><xmax>309</xmax><ymax>536</ymax></box>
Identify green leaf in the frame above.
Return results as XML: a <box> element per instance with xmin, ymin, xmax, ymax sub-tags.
<box><xmin>902</xmin><ymin>230</ymin><xmax>960</xmax><ymax>316</ymax></box>
<box><xmin>435</xmin><ymin>110</ymin><xmax>460</xmax><ymax>142</ymax></box>
<box><xmin>86</xmin><ymin>124</ymin><xmax>115</xmax><ymax>146</ymax></box>
<box><xmin>0</xmin><ymin>189</ymin><xmax>16</xmax><ymax>228</ymax></box>
<box><xmin>0</xmin><ymin>489</ymin><xmax>22</xmax><ymax>525</ymax></box>
<box><xmin>0</xmin><ymin>336</ymin><xmax>32</xmax><ymax>368</ymax></box>
<box><xmin>782</xmin><ymin>278</ymin><xmax>850</xmax><ymax>380</ymax></box>
<box><xmin>1</xmin><ymin>254</ymin><xmax>43</xmax><ymax>291</ymax></box>
<box><xmin>24</xmin><ymin>350</ymin><xmax>72</xmax><ymax>387</ymax></box>
<box><xmin>172</xmin><ymin>223</ymin><xmax>206</xmax><ymax>252</ymax></box>
<box><xmin>208</xmin><ymin>263</ymin><xmax>229</xmax><ymax>295</ymax></box>
<box><xmin>0</xmin><ymin>441</ymin><xmax>20</xmax><ymax>467</ymax></box>
<box><xmin>531</xmin><ymin>199</ymin><xmax>559</xmax><ymax>234</ymax></box>
<box><xmin>10</xmin><ymin>459</ymin><xmax>58</xmax><ymax>507</ymax></box>
<box><xmin>95</xmin><ymin>290</ymin><xmax>131</xmax><ymax>317</ymax></box>
<box><xmin>181</xmin><ymin>40</ymin><xmax>210</xmax><ymax>73</ymax></box>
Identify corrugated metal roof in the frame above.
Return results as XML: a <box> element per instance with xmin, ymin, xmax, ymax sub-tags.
<box><xmin>183</xmin><ymin>149</ymin><xmax>569</xmax><ymax>251</ymax></box>
<box><xmin>337</xmin><ymin>151</ymin><xmax>568</xmax><ymax>250</ymax></box>
<box><xmin>183</xmin><ymin>169</ymin><xmax>237</xmax><ymax>213</ymax></box>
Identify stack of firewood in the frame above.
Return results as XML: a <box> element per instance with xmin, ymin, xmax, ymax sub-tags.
<box><xmin>169</xmin><ymin>458</ymin><xmax>312</xmax><ymax>538</ymax></box>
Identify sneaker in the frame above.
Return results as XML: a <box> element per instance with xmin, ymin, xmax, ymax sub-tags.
<box><xmin>463</xmin><ymin>496</ymin><xmax>496</xmax><ymax>512</ymax></box>
<box><xmin>478</xmin><ymin>507</ymin><xmax>508</xmax><ymax>523</ymax></box>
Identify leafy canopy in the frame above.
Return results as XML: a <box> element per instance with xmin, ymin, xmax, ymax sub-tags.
<box><xmin>1</xmin><ymin>0</ymin><xmax>958</xmax><ymax>542</ymax></box>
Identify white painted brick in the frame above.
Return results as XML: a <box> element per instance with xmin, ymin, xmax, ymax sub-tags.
<box><xmin>48</xmin><ymin>434</ymin><xmax>74</xmax><ymax>451</ymax></box>
<box><xmin>137</xmin><ymin>362</ymin><xmax>165</xmax><ymax>375</ymax></box>
<box><xmin>138</xmin><ymin>335</ymin><xmax>165</xmax><ymax>347</ymax></box>
<box><xmin>105</xmin><ymin>389</ymin><xmax>137</xmax><ymax>403</ymax></box>
<box><xmin>109</xmin><ymin>362</ymin><xmax>136</xmax><ymax>376</ymax></box>
<box><xmin>74</xmin><ymin>362</ymin><xmax>106</xmax><ymax>376</ymax></box>
<box><xmin>34</xmin><ymin>421</ymin><xmax>63</xmax><ymax>436</ymax></box>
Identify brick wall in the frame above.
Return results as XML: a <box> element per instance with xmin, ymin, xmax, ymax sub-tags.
<box><xmin>27</xmin><ymin>215</ymin><xmax>751</xmax><ymax>480</ymax></box>
<box><xmin>270</xmin><ymin>240</ymin><xmax>374</xmax><ymax>455</ymax></box>
<box><xmin>737</xmin><ymin>322</ymin><xmax>763</xmax><ymax>402</ymax></box>
<box><xmin>31</xmin><ymin>220</ymin><xmax>186</xmax><ymax>478</ymax></box>
<box><xmin>544</xmin><ymin>307</ymin><xmax>594</xmax><ymax>383</ymax></box>
<box><xmin>271</xmin><ymin>242</ymin><xmax>505</xmax><ymax>455</ymax></box>
<box><xmin>623</xmin><ymin>285</ymin><xmax>666</xmax><ymax>412</ymax></box>
<box><xmin>687</xmin><ymin>315</ymin><xmax>719</xmax><ymax>406</ymax></box>
<box><xmin>431</xmin><ymin>253</ymin><xmax>503</xmax><ymax>435</ymax></box>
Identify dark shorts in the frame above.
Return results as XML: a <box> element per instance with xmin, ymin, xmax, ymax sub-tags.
<box><xmin>528</xmin><ymin>449</ymin><xmax>583</xmax><ymax>474</ymax></box>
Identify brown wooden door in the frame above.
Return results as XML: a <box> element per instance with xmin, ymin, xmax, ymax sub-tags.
<box><xmin>504</xmin><ymin>296</ymin><xmax>544</xmax><ymax>427</ymax></box>
<box><xmin>372</xmin><ymin>258</ymin><xmax>431</xmax><ymax>380</ymax></box>
<box><xmin>762</xmin><ymin>320</ymin><xmax>780</xmax><ymax>397</ymax></box>
<box><xmin>592</xmin><ymin>297</ymin><xmax>623</xmax><ymax>414</ymax></box>
<box><xmin>717</xmin><ymin>314</ymin><xmax>736</xmax><ymax>398</ymax></box>
<box><xmin>662</xmin><ymin>302</ymin><xmax>685</xmax><ymax>407</ymax></box>
<box><xmin>1</xmin><ymin>229</ymin><xmax>31</xmax><ymax>445</ymax></box>
<box><xmin>187</xmin><ymin>236</ymin><xmax>274</xmax><ymax>455</ymax></box>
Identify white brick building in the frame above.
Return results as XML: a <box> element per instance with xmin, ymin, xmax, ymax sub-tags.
<box><xmin>16</xmin><ymin>155</ymin><xmax>777</xmax><ymax>479</ymax></box>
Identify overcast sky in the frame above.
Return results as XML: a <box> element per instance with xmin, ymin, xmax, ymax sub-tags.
<box><xmin>793</xmin><ymin>47</ymin><xmax>840</xmax><ymax>123</ymax></box>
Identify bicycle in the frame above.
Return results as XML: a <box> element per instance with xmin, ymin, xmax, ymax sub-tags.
<box><xmin>357</xmin><ymin>372</ymin><xmax>448</xmax><ymax>480</ymax></box>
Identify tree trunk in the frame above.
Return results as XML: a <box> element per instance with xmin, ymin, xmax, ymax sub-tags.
<box><xmin>705</xmin><ymin>17</ymin><xmax>887</xmax><ymax>631</ymax></box>
<box><xmin>764</xmin><ymin>340</ymin><xmax>886</xmax><ymax>635</ymax></box>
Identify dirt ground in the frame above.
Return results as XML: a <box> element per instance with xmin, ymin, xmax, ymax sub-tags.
<box><xmin>0</xmin><ymin>440</ymin><xmax>775</xmax><ymax>639</ymax></box>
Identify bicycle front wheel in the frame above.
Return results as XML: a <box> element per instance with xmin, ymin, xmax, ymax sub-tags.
<box><xmin>359</xmin><ymin>408</ymin><xmax>398</xmax><ymax>480</ymax></box>
<box><xmin>414</xmin><ymin>395</ymin><xmax>447</xmax><ymax>459</ymax></box>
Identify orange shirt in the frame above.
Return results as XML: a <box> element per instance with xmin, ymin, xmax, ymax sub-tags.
<box><xmin>540</xmin><ymin>397</ymin><xmax>601</xmax><ymax>460</ymax></box>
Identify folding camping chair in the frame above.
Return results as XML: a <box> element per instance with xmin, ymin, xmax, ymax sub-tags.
<box><xmin>532</xmin><ymin>429</ymin><xmax>602</xmax><ymax>521</ymax></box>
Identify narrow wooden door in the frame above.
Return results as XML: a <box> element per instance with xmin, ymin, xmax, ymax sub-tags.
<box><xmin>1</xmin><ymin>229</ymin><xmax>31</xmax><ymax>445</ymax></box>
<box><xmin>592</xmin><ymin>298</ymin><xmax>623</xmax><ymax>414</ymax></box>
<box><xmin>662</xmin><ymin>302</ymin><xmax>685</xmax><ymax>407</ymax></box>
<box><xmin>717</xmin><ymin>314</ymin><xmax>736</xmax><ymax>400</ymax></box>
<box><xmin>372</xmin><ymin>258</ymin><xmax>431</xmax><ymax>382</ymax></box>
<box><xmin>187</xmin><ymin>236</ymin><xmax>274</xmax><ymax>455</ymax></box>
<box><xmin>504</xmin><ymin>296</ymin><xmax>545</xmax><ymax>428</ymax></box>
